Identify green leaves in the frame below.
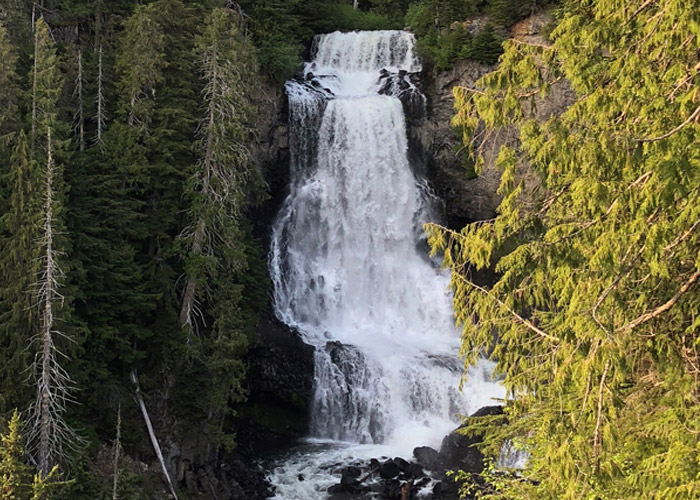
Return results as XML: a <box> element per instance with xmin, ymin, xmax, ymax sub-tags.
<box><xmin>431</xmin><ymin>0</ymin><xmax>700</xmax><ymax>498</ymax></box>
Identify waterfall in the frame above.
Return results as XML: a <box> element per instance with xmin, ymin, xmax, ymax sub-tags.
<box><xmin>268</xmin><ymin>30</ymin><xmax>503</xmax><ymax>498</ymax></box>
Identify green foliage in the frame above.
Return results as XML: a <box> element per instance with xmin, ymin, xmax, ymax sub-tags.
<box><xmin>0</xmin><ymin>132</ymin><xmax>39</xmax><ymax>415</ymax></box>
<box><xmin>1</xmin><ymin>0</ymin><xmax>272</xmax><ymax>492</ymax></box>
<box><xmin>0</xmin><ymin>20</ymin><xmax>19</xmax><ymax>134</ymax></box>
<box><xmin>317</xmin><ymin>4</ymin><xmax>401</xmax><ymax>31</ymax></box>
<box><xmin>0</xmin><ymin>411</ymin><xmax>70</xmax><ymax>500</ymax></box>
<box><xmin>489</xmin><ymin>0</ymin><xmax>517</xmax><ymax>27</ymax></box>
<box><xmin>114</xmin><ymin>4</ymin><xmax>166</xmax><ymax>132</ymax></box>
<box><xmin>471</xmin><ymin>24</ymin><xmax>503</xmax><ymax>64</ymax></box>
<box><xmin>429</xmin><ymin>0</ymin><xmax>700</xmax><ymax>498</ymax></box>
<box><xmin>0</xmin><ymin>411</ymin><xmax>32</xmax><ymax>500</ymax></box>
<box><xmin>256</xmin><ymin>34</ymin><xmax>302</xmax><ymax>84</ymax></box>
<box><xmin>406</xmin><ymin>0</ymin><xmax>511</xmax><ymax>69</ymax></box>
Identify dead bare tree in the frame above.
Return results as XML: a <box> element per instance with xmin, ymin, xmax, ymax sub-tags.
<box><xmin>112</xmin><ymin>403</ymin><xmax>121</xmax><ymax>500</ymax></box>
<box><xmin>95</xmin><ymin>44</ymin><xmax>106</xmax><ymax>146</ymax></box>
<box><xmin>130</xmin><ymin>370</ymin><xmax>179</xmax><ymax>500</ymax></box>
<box><xmin>27</xmin><ymin>127</ymin><xmax>81</xmax><ymax>478</ymax></box>
<box><xmin>73</xmin><ymin>47</ymin><xmax>85</xmax><ymax>151</ymax></box>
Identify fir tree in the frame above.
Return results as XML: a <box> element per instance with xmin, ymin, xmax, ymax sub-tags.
<box><xmin>0</xmin><ymin>132</ymin><xmax>40</xmax><ymax>416</ymax></box>
<box><xmin>114</xmin><ymin>5</ymin><xmax>165</xmax><ymax>135</ymax></box>
<box><xmin>0</xmin><ymin>411</ymin><xmax>32</xmax><ymax>500</ymax></box>
<box><xmin>0</xmin><ymin>19</ymin><xmax>19</xmax><ymax>135</ymax></box>
<box><xmin>428</xmin><ymin>0</ymin><xmax>700</xmax><ymax>498</ymax></box>
<box><xmin>179</xmin><ymin>7</ymin><xmax>264</xmax><ymax>334</ymax></box>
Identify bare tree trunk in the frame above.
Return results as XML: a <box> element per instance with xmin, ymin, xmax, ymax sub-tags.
<box><xmin>179</xmin><ymin>220</ymin><xmax>204</xmax><ymax>331</ymax></box>
<box><xmin>29</xmin><ymin>128</ymin><xmax>81</xmax><ymax>477</ymax></box>
<box><xmin>131</xmin><ymin>371</ymin><xmax>179</xmax><ymax>500</ymax></box>
<box><xmin>75</xmin><ymin>47</ymin><xmax>85</xmax><ymax>151</ymax></box>
<box><xmin>353</xmin><ymin>0</ymin><xmax>359</xmax><ymax>9</ymax></box>
<box><xmin>112</xmin><ymin>403</ymin><xmax>121</xmax><ymax>500</ymax></box>
<box><xmin>37</xmin><ymin>127</ymin><xmax>56</xmax><ymax>478</ymax></box>
<box><xmin>95</xmin><ymin>44</ymin><xmax>105</xmax><ymax>146</ymax></box>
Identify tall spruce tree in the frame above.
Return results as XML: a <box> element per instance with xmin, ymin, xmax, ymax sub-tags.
<box><xmin>179</xmin><ymin>7</ymin><xmax>264</xmax><ymax>334</ymax></box>
<box><xmin>0</xmin><ymin>20</ymin><xmax>19</xmax><ymax>135</ymax></box>
<box><xmin>176</xmin><ymin>6</ymin><xmax>266</xmax><ymax>441</ymax></box>
<box><xmin>427</xmin><ymin>0</ymin><xmax>700</xmax><ymax>498</ymax></box>
<box><xmin>0</xmin><ymin>132</ymin><xmax>40</xmax><ymax>416</ymax></box>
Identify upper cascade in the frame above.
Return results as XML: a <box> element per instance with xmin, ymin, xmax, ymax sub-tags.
<box><xmin>312</xmin><ymin>30</ymin><xmax>422</xmax><ymax>73</ymax></box>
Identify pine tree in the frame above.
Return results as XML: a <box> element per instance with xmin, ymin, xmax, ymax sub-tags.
<box><xmin>0</xmin><ymin>19</ymin><xmax>19</xmax><ymax>135</ymax></box>
<box><xmin>0</xmin><ymin>411</ymin><xmax>32</xmax><ymax>500</ymax></box>
<box><xmin>0</xmin><ymin>132</ymin><xmax>41</xmax><ymax>416</ymax></box>
<box><xmin>179</xmin><ymin>7</ymin><xmax>264</xmax><ymax>334</ymax></box>
<box><xmin>428</xmin><ymin>0</ymin><xmax>700</xmax><ymax>498</ymax></box>
<box><xmin>114</xmin><ymin>5</ymin><xmax>165</xmax><ymax>135</ymax></box>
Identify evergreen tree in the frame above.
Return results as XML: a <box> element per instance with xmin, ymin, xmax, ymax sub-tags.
<box><xmin>429</xmin><ymin>0</ymin><xmax>700</xmax><ymax>498</ymax></box>
<box><xmin>0</xmin><ymin>411</ymin><xmax>32</xmax><ymax>500</ymax></box>
<box><xmin>0</xmin><ymin>20</ymin><xmax>19</xmax><ymax>135</ymax></box>
<box><xmin>179</xmin><ymin>7</ymin><xmax>264</xmax><ymax>334</ymax></box>
<box><xmin>114</xmin><ymin>4</ymin><xmax>165</xmax><ymax>135</ymax></box>
<box><xmin>174</xmin><ymin>6</ymin><xmax>267</xmax><ymax>441</ymax></box>
<box><xmin>471</xmin><ymin>24</ymin><xmax>503</xmax><ymax>65</ymax></box>
<box><xmin>0</xmin><ymin>132</ymin><xmax>40</xmax><ymax>416</ymax></box>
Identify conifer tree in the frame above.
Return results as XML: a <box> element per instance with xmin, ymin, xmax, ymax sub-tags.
<box><xmin>28</xmin><ymin>127</ymin><xmax>79</xmax><ymax>478</ymax></box>
<box><xmin>179</xmin><ymin>7</ymin><xmax>264</xmax><ymax>334</ymax></box>
<box><xmin>0</xmin><ymin>20</ymin><xmax>19</xmax><ymax>135</ymax></box>
<box><xmin>0</xmin><ymin>132</ymin><xmax>40</xmax><ymax>416</ymax></box>
<box><xmin>0</xmin><ymin>411</ymin><xmax>32</xmax><ymax>500</ymax></box>
<box><xmin>428</xmin><ymin>0</ymin><xmax>700</xmax><ymax>498</ymax></box>
<box><xmin>114</xmin><ymin>5</ymin><xmax>165</xmax><ymax>135</ymax></box>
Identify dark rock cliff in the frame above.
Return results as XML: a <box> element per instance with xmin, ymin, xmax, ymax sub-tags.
<box><xmin>417</xmin><ymin>12</ymin><xmax>575</xmax><ymax>228</ymax></box>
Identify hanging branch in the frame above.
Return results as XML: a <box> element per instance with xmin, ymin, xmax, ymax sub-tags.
<box><xmin>638</xmin><ymin>104</ymin><xmax>700</xmax><ymax>143</ymax></box>
<box><xmin>618</xmin><ymin>269</ymin><xmax>700</xmax><ymax>333</ymax></box>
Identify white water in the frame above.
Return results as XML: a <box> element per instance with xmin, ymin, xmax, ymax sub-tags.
<box><xmin>268</xmin><ymin>30</ymin><xmax>504</xmax><ymax>499</ymax></box>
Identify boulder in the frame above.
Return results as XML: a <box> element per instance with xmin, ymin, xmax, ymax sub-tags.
<box><xmin>379</xmin><ymin>460</ymin><xmax>402</xmax><ymax>480</ymax></box>
<box><xmin>413</xmin><ymin>446</ymin><xmax>441</xmax><ymax>471</ymax></box>
<box><xmin>438</xmin><ymin>406</ymin><xmax>504</xmax><ymax>474</ymax></box>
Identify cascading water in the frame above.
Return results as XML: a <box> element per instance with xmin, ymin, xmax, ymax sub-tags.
<box><xmin>267</xmin><ymin>30</ymin><xmax>504</xmax><ymax>499</ymax></box>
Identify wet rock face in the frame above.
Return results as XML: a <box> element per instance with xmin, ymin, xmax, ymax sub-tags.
<box><xmin>235</xmin><ymin>313</ymin><xmax>315</xmax><ymax>456</ymax></box>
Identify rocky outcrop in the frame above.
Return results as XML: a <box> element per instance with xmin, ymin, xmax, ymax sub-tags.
<box><xmin>235</xmin><ymin>312</ymin><xmax>315</xmax><ymax>456</ymax></box>
<box><xmin>417</xmin><ymin>12</ymin><xmax>575</xmax><ymax>228</ymax></box>
<box><xmin>436</xmin><ymin>405</ymin><xmax>504</xmax><ymax>474</ymax></box>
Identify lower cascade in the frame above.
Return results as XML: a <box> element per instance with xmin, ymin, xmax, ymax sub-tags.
<box><xmin>268</xmin><ymin>30</ymin><xmax>503</xmax><ymax>498</ymax></box>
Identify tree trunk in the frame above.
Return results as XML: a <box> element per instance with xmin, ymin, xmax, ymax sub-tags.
<box><xmin>112</xmin><ymin>403</ymin><xmax>121</xmax><ymax>500</ymax></box>
<box><xmin>95</xmin><ymin>44</ymin><xmax>105</xmax><ymax>145</ymax></box>
<box><xmin>38</xmin><ymin>127</ymin><xmax>55</xmax><ymax>478</ymax></box>
<box><xmin>75</xmin><ymin>47</ymin><xmax>85</xmax><ymax>151</ymax></box>
<box><xmin>131</xmin><ymin>370</ymin><xmax>179</xmax><ymax>500</ymax></box>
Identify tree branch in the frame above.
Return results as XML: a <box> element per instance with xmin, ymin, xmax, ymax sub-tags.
<box><xmin>638</xmin><ymin>104</ymin><xmax>700</xmax><ymax>143</ymax></box>
<box><xmin>618</xmin><ymin>269</ymin><xmax>700</xmax><ymax>332</ymax></box>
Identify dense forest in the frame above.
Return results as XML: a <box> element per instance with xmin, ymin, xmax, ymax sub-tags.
<box><xmin>0</xmin><ymin>0</ymin><xmax>697</xmax><ymax>499</ymax></box>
